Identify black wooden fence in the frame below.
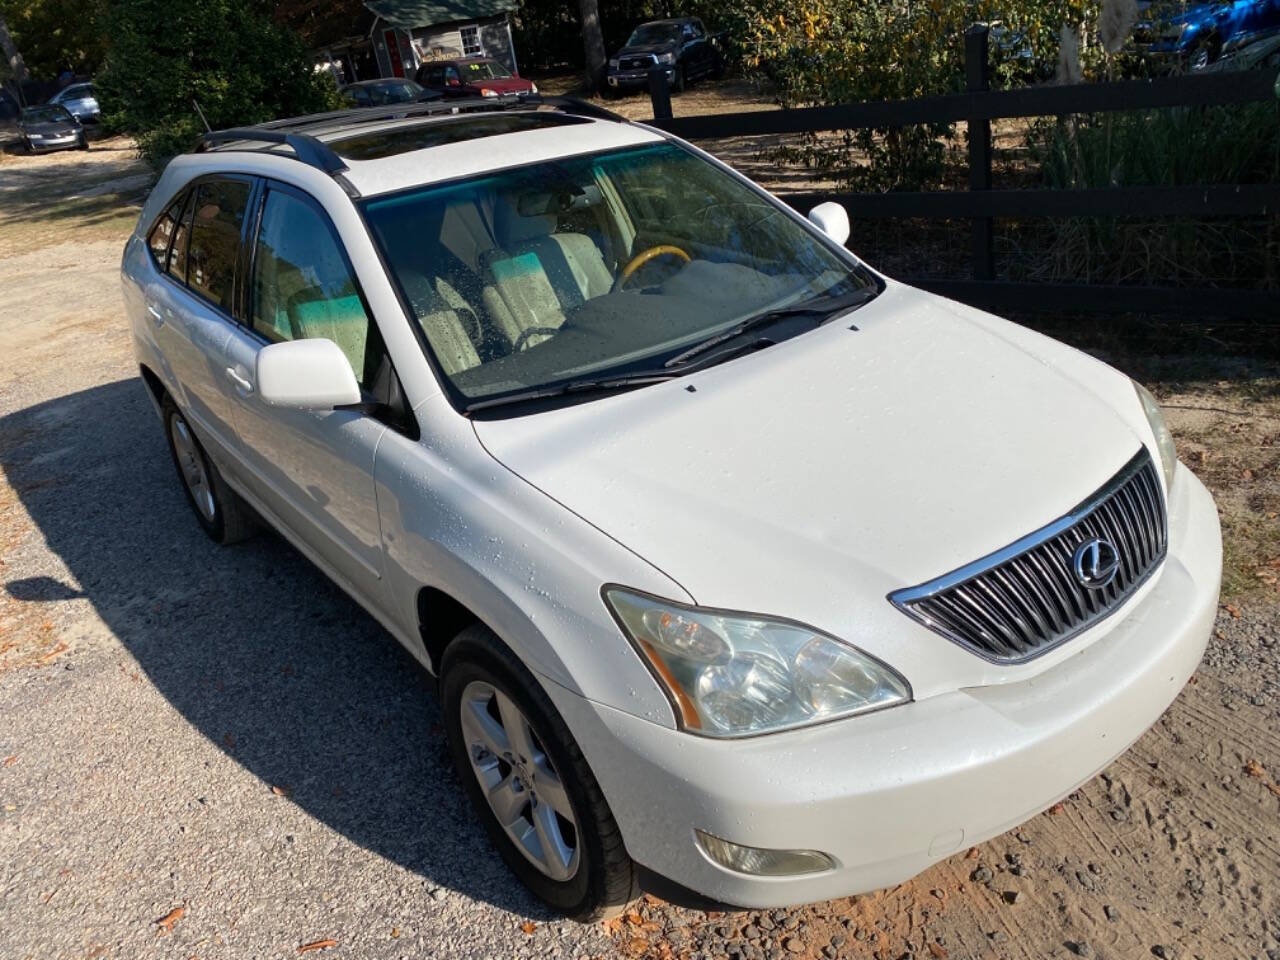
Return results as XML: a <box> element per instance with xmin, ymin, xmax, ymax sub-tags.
<box><xmin>645</xmin><ymin>27</ymin><xmax>1280</xmax><ymax>320</ymax></box>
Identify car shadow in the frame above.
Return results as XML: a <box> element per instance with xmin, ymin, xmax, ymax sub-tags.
<box><xmin>0</xmin><ymin>377</ymin><xmax>553</xmax><ymax>918</ymax></box>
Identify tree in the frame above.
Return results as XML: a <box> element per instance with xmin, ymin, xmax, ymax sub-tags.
<box><xmin>96</xmin><ymin>0</ymin><xmax>339</xmax><ymax>168</ymax></box>
<box><xmin>577</xmin><ymin>0</ymin><xmax>606</xmax><ymax>92</ymax></box>
<box><xmin>0</xmin><ymin>8</ymin><xmax>27</xmax><ymax>102</ymax></box>
<box><xmin>0</xmin><ymin>0</ymin><xmax>108</xmax><ymax>81</ymax></box>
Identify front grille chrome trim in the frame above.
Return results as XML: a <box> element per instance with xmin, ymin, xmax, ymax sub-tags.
<box><xmin>889</xmin><ymin>449</ymin><xmax>1168</xmax><ymax>665</ymax></box>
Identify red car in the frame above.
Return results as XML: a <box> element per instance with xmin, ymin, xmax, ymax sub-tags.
<box><xmin>414</xmin><ymin>57</ymin><xmax>537</xmax><ymax>99</ymax></box>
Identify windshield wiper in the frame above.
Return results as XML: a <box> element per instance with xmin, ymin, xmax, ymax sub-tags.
<box><xmin>664</xmin><ymin>288</ymin><xmax>877</xmax><ymax>369</ymax></box>
<box><xmin>463</xmin><ymin>370</ymin><xmax>680</xmax><ymax>414</ymax></box>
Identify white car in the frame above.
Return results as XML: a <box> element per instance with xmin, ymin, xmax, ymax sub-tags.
<box><xmin>121</xmin><ymin>98</ymin><xmax>1222</xmax><ymax>920</ymax></box>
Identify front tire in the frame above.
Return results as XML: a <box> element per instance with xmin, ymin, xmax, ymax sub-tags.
<box><xmin>672</xmin><ymin>65</ymin><xmax>686</xmax><ymax>93</ymax></box>
<box><xmin>441</xmin><ymin>625</ymin><xmax>637</xmax><ymax>920</ymax></box>
<box><xmin>162</xmin><ymin>396</ymin><xmax>256</xmax><ymax>545</ymax></box>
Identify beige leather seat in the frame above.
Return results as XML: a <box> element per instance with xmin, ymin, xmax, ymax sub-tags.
<box><xmin>399</xmin><ymin>271</ymin><xmax>484</xmax><ymax>376</ymax></box>
<box><xmin>481</xmin><ymin>197</ymin><xmax>613</xmax><ymax>348</ymax></box>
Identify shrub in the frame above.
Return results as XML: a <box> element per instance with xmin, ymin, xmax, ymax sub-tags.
<box><xmin>97</xmin><ymin>0</ymin><xmax>340</xmax><ymax>168</ymax></box>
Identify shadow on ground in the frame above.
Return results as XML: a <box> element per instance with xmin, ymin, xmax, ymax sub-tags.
<box><xmin>0</xmin><ymin>376</ymin><xmax>551</xmax><ymax>918</ymax></box>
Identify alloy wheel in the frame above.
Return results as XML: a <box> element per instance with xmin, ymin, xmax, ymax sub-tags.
<box><xmin>169</xmin><ymin>414</ymin><xmax>217</xmax><ymax>522</ymax></box>
<box><xmin>459</xmin><ymin>680</ymin><xmax>580</xmax><ymax>881</ymax></box>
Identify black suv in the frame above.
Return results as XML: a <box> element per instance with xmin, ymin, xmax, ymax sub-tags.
<box><xmin>604</xmin><ymin>17</ymin><xmax>723</xmax><ymax>96</ymax></box>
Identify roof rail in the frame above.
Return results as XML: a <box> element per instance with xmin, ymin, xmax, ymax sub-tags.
<box><xmin>196</xmin><ymin>128</ymin><xmax>349</xmax><ymax>176</ymax></box>
<box><xmin>256</xmin><ymin>94</ymin><xmax>532</xmax><ymax>132</ymax></box>
<box><xmin>192</xmin><ymin>95</ymin><xmax>630</xmax><ymax>199</ymax></box>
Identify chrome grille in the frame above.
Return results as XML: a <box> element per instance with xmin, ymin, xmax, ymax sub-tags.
<box><xmin>890</xmin><ymin>450</ymin><xmax>1168</xmax><ymax>664</ymax></box>
<box><xmin>621</xmin><ymin>55</ymin><xmax>658</xmax><ymax>71</ymax></box>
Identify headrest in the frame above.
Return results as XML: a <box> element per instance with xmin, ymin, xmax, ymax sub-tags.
<box><xmin>494</xmin><ymin>193</ymin><xmax>556</xmax><ymax>245</ymax></box>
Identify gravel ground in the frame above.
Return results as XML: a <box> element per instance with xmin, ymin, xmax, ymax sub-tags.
<box><xmin>1</xmin><ymin>130</ymin><xmax>1278</xmax><ymax>960</ymax></box>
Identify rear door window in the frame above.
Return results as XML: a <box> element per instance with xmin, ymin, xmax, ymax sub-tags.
<box><xmin>185</xmin><ymin>178</ymin><xmax>252</xmax><ymax>311</ymax></box>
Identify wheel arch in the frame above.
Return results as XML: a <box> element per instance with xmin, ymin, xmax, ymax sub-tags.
<box><xmin>416</xmin><ymin>584</ymin><xmax>483</xmax><ymax>676</ymax></box>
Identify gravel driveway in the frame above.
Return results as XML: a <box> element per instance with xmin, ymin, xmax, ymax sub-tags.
<box><xmin>1</xmin><ymin>132</ymin><xmax>1277</xmax><ymax>960</ymax></box>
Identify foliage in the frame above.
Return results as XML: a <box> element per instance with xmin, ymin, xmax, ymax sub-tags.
<box><xmin>97</xmin><ymin>0</ymin><xmax>340</xmax><ymax>168</ymax></box>
<box><xmin>736</xmin><ymin>0</ymin><xmax>1107</xmax><ymax>191</ymax></box>
<box><xmin>0</xmin><ymin>0</ymin><xmax>106</xmax><ymax>80</ymax></box>
<box><xmin>1016</xmin><ymin>103</ymin><xmax>1280</xmax><ymax>287</ymax></box>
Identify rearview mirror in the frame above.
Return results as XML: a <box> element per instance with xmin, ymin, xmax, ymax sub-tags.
<box><xmin>808</xmin><ymin>202</ymin><xmax>850</xmax><ymax>247</ymax></box>
<box><xmin>256</xmin><ymin>338</ymin><xmax>361</xmax><ymax>410</ymax></box>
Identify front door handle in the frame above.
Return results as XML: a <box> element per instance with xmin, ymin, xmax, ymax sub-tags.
<box><xmin>225</xmin><ymin>367</ymin><xmax>254</xmax><ymax>394</ymax></box>
<box><xmin>146</xmin><ymin>303</ymin><xmax>164</xmax><ymax>326</ymax></box>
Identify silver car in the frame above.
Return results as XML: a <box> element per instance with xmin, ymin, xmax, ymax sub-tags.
<box><xmin>48</xmin><ymin>82</ymin><xmax>99</xmax><ymax>123</ymax></box>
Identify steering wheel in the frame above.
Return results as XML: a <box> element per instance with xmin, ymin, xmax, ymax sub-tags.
<box><xmin>612</xmin><ymin>244</ymin><xmax>692</xmax><ymax>292</ymax></box>
<box><xmin>513</xmin><ymin>325</ymin><xmax>561</xmax><ymax>352</ymax></box>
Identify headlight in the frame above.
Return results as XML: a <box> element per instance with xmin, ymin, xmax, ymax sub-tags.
<box><xmin>608</xmin><ymin>58</ymin><xmax>619</xmax><ymax>69</ymax></box>
<box><xmin>1133</xmin><ymin>380</ymin><xmax>1177</xmax><ymax>491</ymax></box>
<box><xmin>480</xmin><ymin>87</ymin><xmax>497</xmax><ymax>97</ymax></box>
<box><xmin>603</xmin><ymin>588</ymin><xmax>910</xmax><ymax>737</ymax></box>
<box><xmin>529</xmin><ymin>82</ymin><xmax>538</xmax><ymax>94</ymax></box>
<box><xmin>657</xmin><ymin>52</ymin><xmax>676</xmax><ymax>64</ymax></box>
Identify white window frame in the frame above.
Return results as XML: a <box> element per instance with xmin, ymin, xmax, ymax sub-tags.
<box><xmin>460</xmin><ymin>24</ymin><xmax>482</xmax><ymax>57</ymax></box>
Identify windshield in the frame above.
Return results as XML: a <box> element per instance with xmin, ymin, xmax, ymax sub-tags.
<box><xmin>362</xmin><ymin>142</ymin><xmax>876</xmax><ymax>408</ymax></box>
<box><xmin>460</xmin><ymin>59</ymin><xmax>512</xmax><ymax>80</ymax></box>
<box><xmin>363</xmin><ymin>81</ymin><xmax>423</xmax><ymax>104</ymax></box>
<box><xmin>24</xmin><ymin>105</ymin><xmax>72</xmax><ymax>123</ymax></box>
<box><xmin>626</xmin><ymin>23</ymin><xmax>681</xmax><ymax>46</ymax></box>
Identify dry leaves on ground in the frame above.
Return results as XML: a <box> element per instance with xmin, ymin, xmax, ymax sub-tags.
<box><xmin>297</xmin><ymin>938</ymin><xmax>338</xmax><ymax>953</ymax></box>
<box><xmin>154</xmin><ymin>906</ymin><xmax>184</xmax><ymax>934</ymax></box>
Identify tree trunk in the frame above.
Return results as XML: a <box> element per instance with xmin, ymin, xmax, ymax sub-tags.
<box><xmin>577</xmin><ymin>0</ymin><xmax>606</xmax><ymax>93</ymax></box>
<box><xmin>0</xmin><ymin>11</ymin><xmax>27</xmax><ymax>104</ymax></box>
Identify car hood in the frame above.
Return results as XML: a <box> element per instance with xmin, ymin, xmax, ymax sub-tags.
<box><xmin>21</xmin><ymin>120</ymin><xmax>77</xmax><ymax>135</ymax></box>
<box><xmin>468</xmin><ymin>76</ymin><xmax>534</xmax><ymax>93</ymax></box>
<box><xmin>472</xmin><ymin>283</ymin><xmax>1146</xmax><ymax>664</ymax></box>
<box><xmin>615</xmin><ymin>43</ymin><xmax>676</xmax><ymax>58</ymax></box>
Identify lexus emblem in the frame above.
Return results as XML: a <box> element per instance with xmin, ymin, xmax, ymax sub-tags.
<box><xmin>1072</xmin><ymin>538</ymin><xmax>1120</xmax><ymax>590</ymax></box>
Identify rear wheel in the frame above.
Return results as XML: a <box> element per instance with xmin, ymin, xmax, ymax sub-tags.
<box><xmin>1189</xmin><ymin>35</ymin><xmax>1220</xmax><ymax>70</ymax></box>
<box><xmin>441</xmin><ymin>625</ymin><xmax>638</xmax><ymax>920</ymax></box>
<box><xmin>162</xmin><ymin>396</ymin><xmax>256</xmax><ymax>545</ymax></box>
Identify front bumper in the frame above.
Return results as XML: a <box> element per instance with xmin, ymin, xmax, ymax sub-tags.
<box><xmin>607</xmin><ymin>67</ymin><xmax>675</xmax><ymax>89</ymax></box>
<box><xmin>26</xmin><ymin>134</ymin><xmax>81</xmax><ymax>152</ymax></box>
<box><xmin>546</xmin><ymin>463</ymin><xmax>1221</xmax><ymax>908</ymax></box>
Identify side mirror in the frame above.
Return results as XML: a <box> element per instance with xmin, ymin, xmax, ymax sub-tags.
<box><xmin>256</xmin><ymin>338</ymin><xmax>361</xmax><ymax>410</ymax></box>
<box><xmin>808</xmin><ymin>202</ymin><xmax>850</xmax><ymax>247</ymax></box>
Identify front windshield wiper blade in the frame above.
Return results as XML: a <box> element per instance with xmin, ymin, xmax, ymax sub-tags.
<box><xmin>664</xmin><ymin>289</ymin><xmax>877</xmax><ymax>369</ymax></box>
<box><xmin>463</xmin><ymin>370</ymin><xmax>680</xmax><ymax>414</ymax></box>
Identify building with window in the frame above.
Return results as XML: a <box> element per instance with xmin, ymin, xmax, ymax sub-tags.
<box><xmin>364</xmin><ymin>0</ymin><xmax>521</xmax><ymax>80</ymax></box>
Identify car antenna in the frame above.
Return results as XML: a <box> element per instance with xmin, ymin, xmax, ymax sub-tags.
<box><xmin>192</xmin><ymin>98</ymin><xmax>212</xmax><ymax>133</ymax></box>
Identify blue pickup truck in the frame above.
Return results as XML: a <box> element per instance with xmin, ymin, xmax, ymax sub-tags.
<box><xmin>1136</xmin><ymin>0</ymin><xmax>1280</xmax><ymax>68</ymax></box>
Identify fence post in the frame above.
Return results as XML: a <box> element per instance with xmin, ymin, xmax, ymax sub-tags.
<box><xmin>649</xmin><ymin>67</ymin><xmax>673</xmax><ymax>121</ymax></box>
<box><xmin>965</xmin><ymin>24</ymin><xmax>994</xmax><ymax>283</ymax></box>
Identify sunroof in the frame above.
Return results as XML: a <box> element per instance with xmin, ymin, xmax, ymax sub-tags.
<box><xmin>331</xmin><ymin>112</ymin><xmax>592</xmax><ymax>161</ymax></box>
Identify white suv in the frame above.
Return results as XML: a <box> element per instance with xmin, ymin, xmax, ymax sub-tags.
<box><xmin>122</xmin><ymin>97</ymin><xmax>1222</xmax><ymax>920</ymax></box>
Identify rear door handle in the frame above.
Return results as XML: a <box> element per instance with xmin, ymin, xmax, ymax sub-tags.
<box><xmin>146</xmin><ymin>303</ymin><xmax>164</xmax><ymax>326</ymax></box>
<box><xmin>225</xmin><ymin>367</ymin><xmax>254</xmax><ymax>394</ymax></box>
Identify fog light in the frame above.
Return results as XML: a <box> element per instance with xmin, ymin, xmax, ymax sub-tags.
<box><xmin>695</xmin><ymin>830</ymin><xmax>836</xmax><ymax>877</ymax></box>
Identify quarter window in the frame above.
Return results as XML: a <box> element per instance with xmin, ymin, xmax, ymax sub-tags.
<box><xmin>250</xmin><ymin>189</ymin><xmax>381</xmax><ymax>388</ymax></box>
<box><xmin>186</xmin><ymin>178</ymin><xmax>252</xmax><ymax>310</ymax></box>
<box><xmin>147</xmin><ymin>192</ymin><xmax>187</xmax><ymax>267</ymax></box>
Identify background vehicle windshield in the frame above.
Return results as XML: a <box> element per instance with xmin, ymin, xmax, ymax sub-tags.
<box><xmin>362</xmin><ymin>81</ymin><xmax>424</xmax><ymax>104</ymax></box>
<box><xmin>24</xmin><ymin>105</ymin><xmax>72</xmax><ymax>123</ymax></box>
<box><xmin>363</xmin><ymin>142</ymin><xmax>874</xmax><ymax>405</ymax></box>
<box><xmin>460</xmin><ymin>59</ymin><xmax>512</xmax><ymax>80</ymax></box>
<box><xmin>627</xmin><ymin>23</ymin><xmax>681</xmax><ymax>45</ymax></box>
